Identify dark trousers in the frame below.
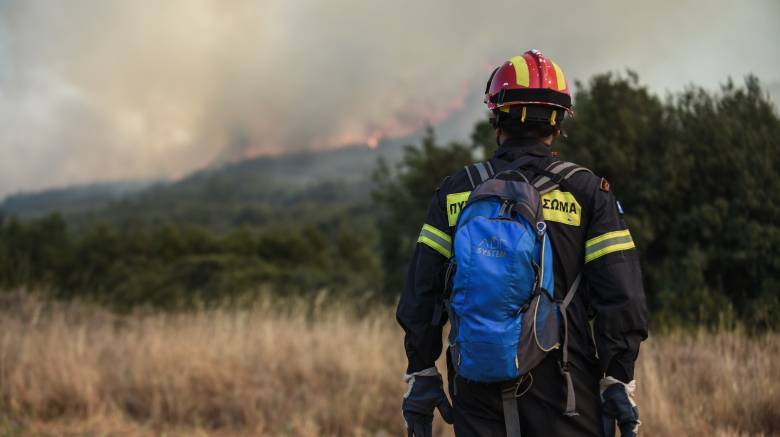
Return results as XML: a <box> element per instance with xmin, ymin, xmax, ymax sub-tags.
<box><xmin>447</xmin><ymin>350</ymin><xmax>603</xmax><ymax>437</ymax></box>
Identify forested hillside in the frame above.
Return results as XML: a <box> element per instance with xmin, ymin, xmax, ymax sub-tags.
<box><xmin>0</xmin><ymin>180</ymin><xmax>156</xmax><ymax>218</ymax></box>
<box><xmin>1</xmin><ymin>142</ymin><xmax>406</xmax><ymax>229</ymax></box>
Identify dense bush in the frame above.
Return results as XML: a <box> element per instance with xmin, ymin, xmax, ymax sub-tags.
<box><xmin>0</xmin><ymin>215</ymin><xmax>380</xmax><ymax>310</ymax></box>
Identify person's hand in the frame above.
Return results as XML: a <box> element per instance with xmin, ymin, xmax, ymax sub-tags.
<box><xmin>402</xmin><ymin>367</ymin><xmax>454</xmax><ymax>437</ymax></box>
<box><xmin>600</xmin><ymin>376</ymin><xmax>640</xmax><ymax>437</ymax></box>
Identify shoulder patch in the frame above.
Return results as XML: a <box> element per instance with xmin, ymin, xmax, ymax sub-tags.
<box><xmin>446</xmin><ymin>191</ymin><xmax>471</xmax><ymax>227</ymax></box>
<box><xmin>541</xmin><ymin>190</ymin><xmax>581</xmax><ymax>226</ymax></box>
<box><xmin>599</xmin><ymin>177</ymin><xmax>610</xmax><ymax>192</ymax></box>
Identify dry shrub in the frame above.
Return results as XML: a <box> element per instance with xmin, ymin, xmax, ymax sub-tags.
<box><xmin>0</xmin><ymin>293</ymin><xmax>778</xmax><ymax>436</ymax></box>
<box><xmin>636</xmin><ymin>330</ymin><xmax>780</xmax><ymax>436</ymax></box>
<box><xmin>0</xmin><ymin>293</ymin><xmax>405</xmax><ymax>436</ymax></box>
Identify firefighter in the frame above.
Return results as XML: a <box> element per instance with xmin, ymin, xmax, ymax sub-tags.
<box><xmin>399</xmin><ymin>50</ymin><xmax>648</xmax><ymax>436</ymax></box>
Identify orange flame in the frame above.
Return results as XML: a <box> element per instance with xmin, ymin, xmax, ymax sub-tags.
<box><xmin>316</xmin><ymin>80</ymin><xmax>472</xmax><ymax>150</ymax></box>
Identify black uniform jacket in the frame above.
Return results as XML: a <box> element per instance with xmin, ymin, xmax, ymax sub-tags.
<box><xmin>396</xmin><ymin>138</ymin><xmax>648</xmax><ymax>384</ymax></box>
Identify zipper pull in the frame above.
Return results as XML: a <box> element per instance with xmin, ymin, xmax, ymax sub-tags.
<box><xmin>500</xmin><ymin>199</ymin><xmax>511</xmax><ymax>217</ymax></box>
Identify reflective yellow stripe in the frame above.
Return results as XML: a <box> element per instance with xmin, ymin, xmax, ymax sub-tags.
<box><xmin>510</xmin><ymin>55</ymin><xmax>530</xmax><ymax>87</ymax></box>
<box><xmin>552</xmin><ymin>61</ymin><xmax>566</xmax><ymax>91</ymax></box>
<box><xmin>418</xmin><ymin>236</ymin><xmax>451</xmax><ymax>258</ymax></box>
<box><xmin>418</xmin><ymin>224</ymin><xmax>452</xmax><ymax>258</ymax></box>
<box><xmin>421</xmin><ymin>224</ymin><xmax>450</xmax><ymax>243</ymax></box>
<box><xmin>585</xmin><ymin>229</ymin><xmax>635</xmax><ymax>263</ymax></box>
<box><xmin>586</xmin><ymin>230</ymin><xmax>631</xmax><ymax>248</ymax></box>
<box><xmin>585</xmin><ymin>241</ymin><xmax>635</xmax><ymax>263</ymax></box>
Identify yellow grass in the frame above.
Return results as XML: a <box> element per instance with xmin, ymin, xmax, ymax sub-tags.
<box><xmin>0</xmin><ymin>293</ymin><xmax>778</xmax><ymax>436</ymax></box>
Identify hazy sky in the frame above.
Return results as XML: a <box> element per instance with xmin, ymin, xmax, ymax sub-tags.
<box><xmin>1</xmin><ymin>0</ymin><xmax>778</xmax><ymax>197</ymax></box>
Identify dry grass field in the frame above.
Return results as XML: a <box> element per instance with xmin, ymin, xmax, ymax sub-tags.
<box><xmin>0</xmin><ymin>292</ymin><xmax>778</xmax><ymax>436</ymax></box>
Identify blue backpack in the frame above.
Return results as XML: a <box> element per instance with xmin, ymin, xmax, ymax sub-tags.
<box><xmin>446</xmin><ymin>159</ymin><xmax>589</xmax><ymax>422</ymax></box>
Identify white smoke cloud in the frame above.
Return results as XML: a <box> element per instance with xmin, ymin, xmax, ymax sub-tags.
<box><xmin>1</xmin><ymin>0</ymin><xmax>778</xmax><ymax>196</ymax></box>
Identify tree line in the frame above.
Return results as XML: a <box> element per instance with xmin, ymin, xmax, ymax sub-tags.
<box><xmin>0</xmin><ymin>214</ymin><xmax>379</xmax><ymax>309</ymax></box>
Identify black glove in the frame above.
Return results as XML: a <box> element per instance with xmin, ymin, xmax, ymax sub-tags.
<box><xmin>402</xmin><ymin>367</ymin><xmax>454</xmax><ymax>437</ymax></box>
<box><xmin>600</xmin><ymin>377</ymin><xmax>641</xmax><ymax>437</ymax></box>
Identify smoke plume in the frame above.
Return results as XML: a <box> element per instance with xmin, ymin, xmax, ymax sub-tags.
<box><xmin>1</xmin><ymin>0</ymin><xmax>778</xmax><ymax>196</ymax></box>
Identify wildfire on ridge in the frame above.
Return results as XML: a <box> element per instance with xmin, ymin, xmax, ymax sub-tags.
<box><xmin>314</xmin><ymin>80</ymin><xmax>472</xmax><ymax>151</ymax></box>
<box><xmin>215</xmin><ymin>78</ymin><xmax>476</xmax><ymax>164</ymax></box>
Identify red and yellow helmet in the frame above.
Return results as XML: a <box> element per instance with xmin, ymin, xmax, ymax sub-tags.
<box><xmin>484</xmin><ymin>49</ymin><xmax>571</xmax><ymax>117</ymax></box>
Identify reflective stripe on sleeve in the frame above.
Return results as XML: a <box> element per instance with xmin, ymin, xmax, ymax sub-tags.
<box><xmin>585</xmin><ymin>229</ymin><xmax>635</xmax><ymax>263</ymax></box>
<box><xmin>418</xmin><ymin>224</ymin><xmax>452</xmax><ymax>258</ymax></box>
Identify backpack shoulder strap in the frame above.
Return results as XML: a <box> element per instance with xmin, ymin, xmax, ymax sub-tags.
<box><xmin>464</xmin><ymin>161</ymin><xmax>496</xmax><ymax>189</ymax></box>
<box><xmin>532</xmin><ymin>160</ymin><xmax>593</xmax><ymax>194</ymax></box>
<box><xmin>559</xmin><ymin>272</ymin><xmax>582</xmax><ymax>416</ymax></box>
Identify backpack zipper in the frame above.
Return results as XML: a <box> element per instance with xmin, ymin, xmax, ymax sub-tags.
<box><xmin>499</xmin><ymin>199</ymin><xmax>512</xmax><ymax>217</ymax></box>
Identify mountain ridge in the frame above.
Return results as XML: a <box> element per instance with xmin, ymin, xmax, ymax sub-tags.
<box><xmin>0</xmin><ymin>138</ymin><xmax>409</xmax><ymax>227</ymax></box>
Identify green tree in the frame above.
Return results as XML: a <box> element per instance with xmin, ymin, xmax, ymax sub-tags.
<box><xmin>372</xmin><ymin>127</ymin><xmax>473</xmax><ymax>294</ymax></box>
<box><xmin>555</xmin><ymin>73</ymin><xmax>779</xmax><ymax>328</ymax></box>
<box><xmin>374</xmin><ymin>74</ymin><xmax>780</xmax><ymax>330</ymax></box>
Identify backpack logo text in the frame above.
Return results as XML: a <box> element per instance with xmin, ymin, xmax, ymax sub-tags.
<box><xmin>477</xmin><ymin>236</ymin><xmax>507</xmax><ymax>258</ymax></box>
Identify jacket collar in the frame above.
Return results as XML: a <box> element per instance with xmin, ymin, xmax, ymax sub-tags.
<box><xmin>494</xmin><ymin>137</ymin><xmax>552</xmax><ymax>160</ymax></box>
